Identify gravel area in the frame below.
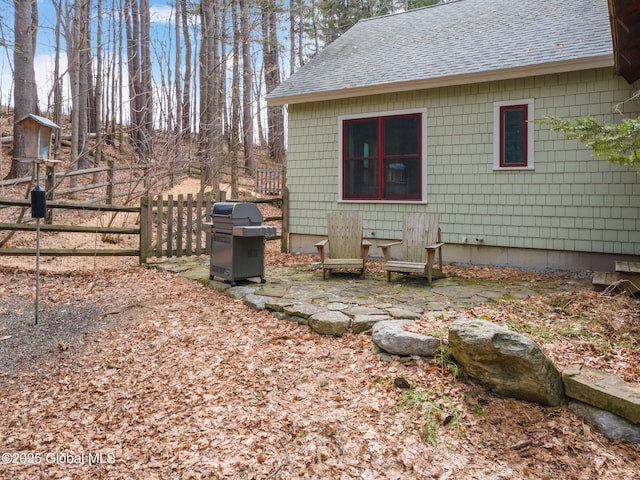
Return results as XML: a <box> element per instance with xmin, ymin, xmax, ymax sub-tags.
<box><xmin>0</xmin><ymin>294</ymin><xmax>115</xmax><ymax>384</ymax></box>
<box><xmin>0</xmin><ymin>259</ymin><xmax>145</xmax><ymax>386</ymax></box>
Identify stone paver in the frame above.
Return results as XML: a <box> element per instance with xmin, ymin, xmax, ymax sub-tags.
<box><xmin>154</xmin><ymin>257</ymin><xmax>590</xmax><ymax>327</ymax></box>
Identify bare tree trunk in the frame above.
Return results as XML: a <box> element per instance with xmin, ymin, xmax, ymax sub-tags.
<box><xmin>212</xmin><ymin>0</ymin><xmax>224</xmax><ymax>180</ymax></box>
<box><xmin>180</xmin><ymin>0</ymin><xmax>191</xmax><ymax>139</ymax></box>
<box><xmin>117</xmin><ymin>0</ymin><xmax>124</xmax><ymax>151</ymax></box>
<box><xmin>229</xmin><ymin>0</ymin><xmax>241</xmax><ymax>198</ymax></box>
<box><xmin>173</xmin><ymin>0</ymin><xmax>182</xmax><ymax>181</ymax></box>
<box><xmin>125</xmin><ymin>0</ymin><xmax>141</xmax><ymax>160</ymax></box>
<box><xmin>220</xmin><ymin>0</ymin><xmax>229</xmax><ymax>156</ymax></box>
<box><xmin>125</xmin><ymin>0</ymin><xmax>152</xmax><ymax>164</ymax></box>
<box><xmin>239</xmin><ymin>0</ymin><xmax>254</xmax><ymax>172</ymax></box>
<box><xmin>94</xmin><ymin>0</ymin><xmax>104</xmax><ymax>176</ymax></box>
<box><xmin>140</xmin><ymin>0</ymin><xmax>153</xmax><ymax>163</ymax></box>
<box><xmin>260</xmin><ymin>0</ymin><xmax>285</xmax><ymax>164</ymax></box>
<box><xmin>52</xmin><ymin>0</ymin><xmax>63</xmax><ymax>161</ymax></box>
<box><xmin>199</xmin><ymin>0</ymin><xmax>220</xmax><ymax>188</ymax></box>
<box><xmin>77</xmin><ymin>0</ymin><xmax>91</xmax><ymax>170</ymax></box>
<box><xmin>199</xmin><ymin>0</ymin><xmax>210</xmax><ymax>187</ymax></box>
<box><xmin>9</xmin><ymin>0</ymin><xmax>39</xmax><ymax>179</ymax></box>
<box><xmin>297</xmin><ymin>0</ymin><xmax>303</xmax><ymax>68</ymax></box>
<box><xmin>67</xmin><ymin>0</ymin><xmax>80</xmax><ymax>184</ymax></box>
<box><xmin>289</xmin><ymin>2</ymin><xmax>295</xmax><ymax>76</ymax></box>
<box><xmin>253</xmin><ymin>59</ymin><xmax>266</xmax><ymax>148</ymax></box>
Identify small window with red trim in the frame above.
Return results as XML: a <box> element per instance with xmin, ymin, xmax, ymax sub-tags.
<box><xmin>500</xmin><ymin>105</ymin><xmax>527</xmax><ymax>167</ymax></box>
<box><xmin>494</xmin><ymin>99</ymin><xmax>534</xmax><ymax>170</ymax></box>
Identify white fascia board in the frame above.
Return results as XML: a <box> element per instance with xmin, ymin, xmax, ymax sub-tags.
<box><xmin>266</xmin><ymin>55</ymin><xmax>614</xmax><ymax>107</ymax></box>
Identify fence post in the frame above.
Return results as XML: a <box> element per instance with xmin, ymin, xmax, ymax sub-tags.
<box><xmin>205</xmin><ymin>191</ymin><xmax>213</xmax><ymax>254</ymax></box>
<box><xmin>45</xmin><ymin>164</ymin><xmax>56</xmax><ymax>224</ymax></box>
<box><xmin>281</xmin><ymin>186</ymin><xmax>289</xmax><ymax>253</ymax></box>
<box><xmin>156</xmin><ymin>194</ymin><xmax>163</xmax><ymax>257</ymax></box>
<box><xmin>106</xmin><ymin>159</ymin><xmax>115</xmax><ymax>204</ymax></box>
<box><xmin>139</xmin><ymin>196</ymin><xmax>152</xmax><ymax>263</ymax></box>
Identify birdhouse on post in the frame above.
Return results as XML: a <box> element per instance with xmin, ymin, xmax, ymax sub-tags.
<box><xmin>16</xmin><ymin>113</ymin><xmax>60</xmax><ymax>162</ymax></box>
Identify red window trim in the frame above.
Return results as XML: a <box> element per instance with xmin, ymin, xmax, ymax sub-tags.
<box><xmin>499</xmin><ymin>104</ymin><xmax>528</xmax><ymax>168</ymax></box>
<box><xmin>342</xmin><ymin>113</ymin><xmax>422</xmax><ymax>201</ymax></box>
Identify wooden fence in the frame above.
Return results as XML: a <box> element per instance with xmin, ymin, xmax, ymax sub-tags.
<box><xmin>0</xmin><ymin>198</ymin><xmax>141</xmax><ymax>257</ymax></box>
<box><xmin>0</xmin><ymin>193</ymin><xmax>287</xmax><ymax>263</ymax></box>
<box><xmin>255</xmin><ymin>167</ymin><xmax>284</xmax><ymax>195</ymax></box>
<box><xmin>139</xmin><ymin>193</ymin><xmax>285</xmax><ymax>262</ymax></box>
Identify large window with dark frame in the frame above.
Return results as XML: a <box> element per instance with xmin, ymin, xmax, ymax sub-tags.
<box><xmin>342</xmin><ymin>113</ymin><xmax>422</xmax><ymax>201</ymax></box>
<box><xmin>499</xmin><ymin>104</ymin><xmax>528</xmax><ymax>167</ymax></box>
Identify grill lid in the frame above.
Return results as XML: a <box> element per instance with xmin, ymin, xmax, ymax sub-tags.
<box><xmin>211</xmin><ymin>202</ymin><xmax>263</xmax><ymax>226</ymax></box>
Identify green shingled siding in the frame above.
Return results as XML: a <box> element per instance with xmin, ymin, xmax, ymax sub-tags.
<box><xmin>286</xmin><ymin>68</ymin><xmax>640</xmax><ymax>255</ymax></box>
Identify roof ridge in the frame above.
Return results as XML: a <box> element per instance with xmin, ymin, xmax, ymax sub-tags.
<box><xmin>358</xmin><ymin>0</ymin><xmax>463</xmax><ymax>23</ymax></box>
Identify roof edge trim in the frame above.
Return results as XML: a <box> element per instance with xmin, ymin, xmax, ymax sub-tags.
<box><xmin>266</xmin><ymin>55</ymin><xmax>614</xmax><ymax>106</ymax></box>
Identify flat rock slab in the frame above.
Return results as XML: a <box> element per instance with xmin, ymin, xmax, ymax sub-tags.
<box><xmin>344</xmin><ymin>306</ymin><xmax>386</xmax><ymax>316</ymax></box>
<box><xmin>257</xmin><ymin>284</ymin><xmax>289</xmax><ymax>297</ymax></box>
<box><xmin>563</xmin><ymin>365</ymin><xmax>640</xmax><ymax>424</ymax></box>
<box><xmin>352</xmin><ymin>314</ymin><xmax>390</xmax><ymax>334</ymax></box>
<box><xmin>327</xmin><ymin>302</ymin><xmax>349</xmax><ymax>311</ymax></box>
<box><xmin>226</xmin><ymin>286</ymin><xmax>257</xmax><ymax>299</ymax></box>
<box><xmin>372</xmin><ymin>320</ymin><xmax>441</xmax><ymax>357</ymax></box>
<box><xmin>243</xmin><ymin>294</ymin><xmax>271</xmax><ymax>310</ymax></box>
<box><xmin>265</xmin><ymin>298</ymin><xmax>297</xmax><ymax>312</ymax></box>
<box><xmin>283</xmin><ymin>302</ymin><xmax>325</xmax><ymax>319</ymax></box>
<box><xmin>449</xmin><ymin>319</ymin><xmax>564</xmax><ymax>407</ymax></box>
<box><xmin>178</xmin><ymin>265</ymin><xmax>211</xmax><ymax>282</ymax></box>
<box><xmin>386</xmin><ymin>307</ymin><xmax>422</xmax><ymax>320</ymax></box>
<box><xmin>308</xmin><ymin>311</ymin><xmax>351</xmax><ymax>337</ymax></box>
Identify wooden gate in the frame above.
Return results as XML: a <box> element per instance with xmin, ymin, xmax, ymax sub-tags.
<box><xmin>255</xmin><ymin>167</ymin><xmax>284</xmax><ymax>195</ymax></box>
<box><xmin>139</xmin><ymin>192</ymin><xmax>214</xmax><ymax>262</ymax></box>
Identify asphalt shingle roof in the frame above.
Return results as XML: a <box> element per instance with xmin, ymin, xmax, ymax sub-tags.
<box><xmin>267</xmin><ymin>0</ymin><xmax>613</xmax><ymax>105</ymax></box>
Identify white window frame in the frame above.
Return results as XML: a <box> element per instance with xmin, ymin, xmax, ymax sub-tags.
<box><xmin>493</xmin><ymin>99</ymin><xmax>535</xmax><ymax>171</ymax></box>
<box><xmin>337</xmin><ymin>108</ymin><xmax>428</xmax><ymax>203</ymax></box>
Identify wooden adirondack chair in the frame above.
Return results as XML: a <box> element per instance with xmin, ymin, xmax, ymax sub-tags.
<box><xmin>314</xmin><ymin>211</ymin><xmax>372</xmax><ymax>279</ymax></box>
<box><xmin>379</xmin><ymin>213</ymin><xmax>445</xmax><ymax>286</ymax></box>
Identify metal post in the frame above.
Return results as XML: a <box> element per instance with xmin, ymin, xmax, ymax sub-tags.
<box><xmin>31</xmin><ymin>162</ymin><xmax>47</xmax><ymax>326</ymax></box>
<box><xmin>35</xmin><ymin>215</ymin><xmax>40</xmax><ymax>325</ymax></box>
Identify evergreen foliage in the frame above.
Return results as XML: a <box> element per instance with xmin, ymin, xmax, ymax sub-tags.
<box><xmin>539</xmin><ymin>114</ymin><xmax>640</xmax><ymax>172</ymax></box>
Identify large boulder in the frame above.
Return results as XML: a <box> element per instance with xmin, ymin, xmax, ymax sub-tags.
<box><xmin>449</xmin><ymin>319</ymin><xmax>564</xmax><ymax>406</ymax></box>
<box><xmin>372</xmin><ymin>320</ymin><xmax>442</xmax><ymax>357</ymax></box>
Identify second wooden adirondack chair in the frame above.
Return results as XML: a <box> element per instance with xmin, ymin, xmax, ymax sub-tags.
<box><xmin>314</xmin><ymin>211</ymin><xmax>372</xmax><ymax>279</ymax></box>
<box><xmin>379</xmin><ymin>213</ymin><xmax>445</xmax><ymax>286</ymax></box>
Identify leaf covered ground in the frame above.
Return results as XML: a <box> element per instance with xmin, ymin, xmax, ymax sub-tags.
<box><xmin>0</xmin><ymin>250</ymin><xmax>638</xmax><ymax>479</ymax></box>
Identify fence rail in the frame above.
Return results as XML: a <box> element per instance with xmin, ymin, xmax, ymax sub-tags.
<box><xmin>0</xmin><ymin>197</ymin><xmax>141</xmax><ymax>258</ymax></box>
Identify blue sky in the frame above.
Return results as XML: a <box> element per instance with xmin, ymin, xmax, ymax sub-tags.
<box><xmin>0</xmin><ymin>0</ymin><xmax>184</xmax><ymax>113</ymax></box>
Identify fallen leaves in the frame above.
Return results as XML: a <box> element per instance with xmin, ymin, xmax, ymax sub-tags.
<box><xmin>0</xmin><ymin>202</ymin><xmax>639</xmax><ymax>478</ymax></box>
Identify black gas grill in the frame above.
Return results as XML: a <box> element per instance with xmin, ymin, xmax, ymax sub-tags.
<box><xmin>208</xmin><ymin>202</ymin><xmax>276</xmax><ymax>285</ymax></box>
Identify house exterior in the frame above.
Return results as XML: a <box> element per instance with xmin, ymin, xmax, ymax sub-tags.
<box><xmin>267</xmin><ymin>0</ymin><xmax>640</xmax><ymax>272</ymax></box>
